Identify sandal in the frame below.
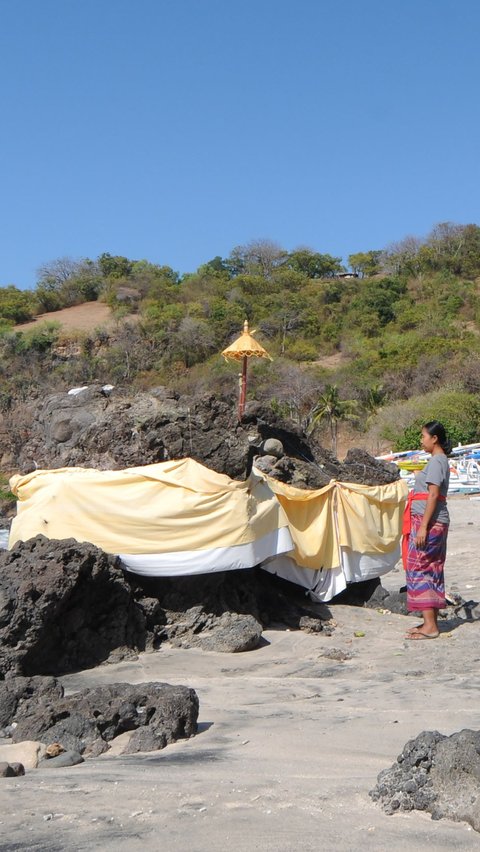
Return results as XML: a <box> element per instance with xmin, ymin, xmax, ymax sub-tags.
<box><xmin>405</xmin><ymin>630</ymin><xmax>439</xmax><ymax>640</ymax></box>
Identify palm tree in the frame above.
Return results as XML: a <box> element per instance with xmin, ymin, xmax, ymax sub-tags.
<box><xmin>308</xmin><ymin>384</ymin><xmax>358</xmax><ymax>456</ymax></box>
<box><xmin>364</xmin><ymin>383</ymin><xmax>386</xmax><ymax>417</ymax></box>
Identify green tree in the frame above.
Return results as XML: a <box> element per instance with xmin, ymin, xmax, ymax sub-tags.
<box><xmin>98</xmin><ymin>253</ymin><xmax>133</xmax><ymax>279</ymax></box>
<box><xmin>130</xmin><ymin>260</ymin><xmax>179</xmax><ymax>290</ymax></box>
<box><xmin>14</xmin><ymin>321</ymin><xmax>61</xmax><ymax>353</ymax></box>
<box><xmin>456</xmin><ymin>224</ymin><xmax>480</xmax><ymax>277</ymax></box>
<box><xmin>208</xmin><ymin>298</ymin><xmax>245</xmax><ymax>344</ymax></box>
<box><xmin>349</xmin><ymin>276</ymin><xmax>406</xmax><ymax>333</ymax></box>
<box><xmin>421</xmin><ymin>222</ymin><xmax>480</xmax><ymax>277</ymax></box>
<box><xmin>287</xmin><ymin>249</ymin><xmax>344</xmax><ymax>278</ymax></box>
<box><xmin>308</xmin><ymin>384</ymin><xmax>358</xmax><ymax>455</ymax></box>
<box><xmin>372</xmin><ymin>390</ymin><xmax>480</xmax><ymax>451</ymax></box>
<box><xmin>0</xmin><ymin>286</ymin><xmax>37</xmax><ymax>323</ymax></box>
<box><xmin>201</xmin><ymin>256</ymin><xmax>231</xmax><ymax>276</ymax></box>
<box><xmin>347</xmin><ymin>250</ymin><xmax>382</xmax><ymax>278</ymax></box>
<box><xmin>363</xmin><ymin>383</ymin><xmax>386</xmax><ymax>416</ymax></box>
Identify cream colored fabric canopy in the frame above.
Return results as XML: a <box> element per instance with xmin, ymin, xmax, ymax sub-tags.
<box><xmin>9</xmin><ymin>460</ymin><xmax>408</xmax><ymax>584</ymax></box>
<box><xmin>9</xmin><ymin>459</ymin><xmax>287</xmax><ymax>555</ymax></box>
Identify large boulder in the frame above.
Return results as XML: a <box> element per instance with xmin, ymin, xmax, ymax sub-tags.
<box><xmin>370</xmin><ymin>728</ymin><xmax>480</xmax><ymax>832</ymax></box>
<box><xmin>0</xmin><ymin>536</ymin><xmax>146</xmax><ymax>677</ymax></box>
<box><xmin>339</xmin><ymin>447</ymin><xmax>401</xmax><ymax>486</ymax></box>
<box><xmin>186</xmin><ymin>612</ymin><xmax>262</xmax><ymax>653</ymax></box>
<box><xmin>1</xmin><ymin>677</ymin><xmax>199</xmax><ymax>757</ymax></box>
<box><xmin>132</xmin><ymin>568</ymin><xmax>331</xmax><ymax>651</ymax></box>
<box><xmin>0</xmin><ymin>386</ymin><xmax>398</xmax><ymax>489</ymax></box>
<box><xmin>1</xmin><ymin>388</ymin><xmax>261</xmax><ymax>478</ymax></box>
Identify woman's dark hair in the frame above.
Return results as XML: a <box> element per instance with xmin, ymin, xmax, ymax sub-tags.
<box><xmin>423</xmin><ymin>420</ymin><xmax>453</xmax><ymax>455</ymax></box>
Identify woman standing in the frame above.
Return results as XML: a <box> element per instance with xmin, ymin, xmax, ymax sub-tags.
<box><xmin>403</xmin><ymin>421</ymin><xmax>451</xmax><ymax>639</ymax></box>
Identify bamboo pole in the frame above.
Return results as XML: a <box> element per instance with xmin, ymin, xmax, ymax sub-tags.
<box><xmin>239</xmin><ymin>355</ymin><xmax>247</xmax><ymax>419</ymax></box>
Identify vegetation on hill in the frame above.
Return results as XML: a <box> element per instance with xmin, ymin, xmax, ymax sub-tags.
<box><xmin>1</xmin><ymin>223</ymin><xmax>480</xmax><ymax>453</ymax></box>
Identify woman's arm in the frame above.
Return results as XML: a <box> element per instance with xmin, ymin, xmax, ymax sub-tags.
<box><xmin>415</xmin><ymin>483</ymin><xmax>440</xmax><ymax>547</ymax></box>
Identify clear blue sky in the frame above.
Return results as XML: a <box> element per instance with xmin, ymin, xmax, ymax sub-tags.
<box><xmin>1</xmin><ymin>0</ymin><xmax>479</xmax><ymax>288</ymax></box>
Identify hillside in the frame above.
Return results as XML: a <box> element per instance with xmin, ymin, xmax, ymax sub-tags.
<box><xmin>1</xmin><ymin>226</ymin><xmax>480</xmax><ymax>457</ymax></box>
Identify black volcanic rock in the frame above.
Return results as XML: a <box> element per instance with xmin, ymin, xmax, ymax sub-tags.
<box><xmin>1</xmin><ymin>386</ymin><xmax>398</xmax><ymax>489</ymax></box>
<box><xmin>1</xmin><ymin>677</ymin><xmax>199</xmax><ymax>757</ymax></box>
<box><xmin>370</xmin><ymin>728</ymin><xmax>480</xmax><ymax>831</ymax></box>
<box><xmin>0</xmin><ymin>675</ymin><xmax>63</xmax><ymax>727</ymax></box>
<box><xmin>339</xmin><ymin>447</ymin><xmax>400</xmax><ymax>486</ymax></box>
<box><xmin>0</xmin><ymin>536</ymin><xmax>146</xmax><ymax>677</ymax></box>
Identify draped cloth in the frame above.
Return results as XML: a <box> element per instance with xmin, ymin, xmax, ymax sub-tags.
<box><xmin>9</xmin><ymin>460</ymin><xmax>292</xmax><ymax>575</ymax></box>
<box><xmin>262</xmin><ymin>476</ymin><xmax>408</xmax><ymax>600</ymax></box>
<box><xmin>265</xmin><ymin>477</ymin><xmax>407</xmax><ymax>570</ymax></box>
<box><xmin>9</xmin><ymin>460</ymin><xmax>408</xmax><ymax>599</ymax></box>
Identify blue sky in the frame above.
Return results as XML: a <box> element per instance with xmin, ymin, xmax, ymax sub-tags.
<box><xmin>1</xmin><ymin>0</ymin><xmax>479</xmax><ymax>288</ymax></box>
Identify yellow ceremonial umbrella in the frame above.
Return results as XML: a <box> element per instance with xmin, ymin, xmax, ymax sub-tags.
<box><xmin>221</xmin><ymin>320</ymin><xmax>272</xmax><ymax>419</ymax></box>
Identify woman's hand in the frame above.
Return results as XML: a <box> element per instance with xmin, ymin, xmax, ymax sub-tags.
<box><xmin>415</xmin><ymin>524</ymin><xmax>428</xmax><ymax>547</ymax></box>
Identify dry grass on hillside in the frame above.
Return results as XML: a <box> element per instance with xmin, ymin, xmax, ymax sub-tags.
<box><xmin>15</xmin><ymin>301</ymin><xmax>122</xmax><ymax>333</ymax></box>
<box><xmin>314</xmin><ymin>351</ymin><xmax>345</xmax><ymax>370</ymax></box>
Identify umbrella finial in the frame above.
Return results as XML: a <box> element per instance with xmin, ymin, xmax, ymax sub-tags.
<box><xmin>243</xmin><ymin>319</ymin><xmax>249</xmax><ymax>333</ymax></box>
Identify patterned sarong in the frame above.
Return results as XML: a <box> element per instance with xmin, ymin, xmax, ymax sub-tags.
<box><xmin>402</xmin><ymin>491</ymin><xmax>446</xmax><ymax>570</ymax></box>
<box><xmin>406</xmin><ymin>514</ymin><xmax>448</xmax><ymax>611</ymax></box>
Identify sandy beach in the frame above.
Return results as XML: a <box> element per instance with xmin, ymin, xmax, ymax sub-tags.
<box><xmin>1</xmin><ymin>498</ymin><xmax>480</xmax><ymax>851</ymax></box>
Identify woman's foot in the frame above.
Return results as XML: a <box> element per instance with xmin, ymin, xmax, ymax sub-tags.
<box><xmin>405</xmin><ymin>627</ymin><xmax>440</xmax><ymax>640</ymax></box>
<box><xmin>406</xmin><ymin>609</ymin><xmax>439</xmax><ymax>638</ymax></box>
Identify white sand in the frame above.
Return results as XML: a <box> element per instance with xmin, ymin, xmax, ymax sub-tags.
<box><xmin>1</xmin><ymin>499</ymin><xmax>480</xmax><ymax>850</ymax></box>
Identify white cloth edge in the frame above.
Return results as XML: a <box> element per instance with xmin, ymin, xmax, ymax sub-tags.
<box><xmin>120</xmin><ymin>526</ymin><xmax>294</xmax><ymax>576</ymax></box>
<box><xmin>261</xmin><ymin>546</ymin><xmax>400</xmax><ymax>602</ymax></box>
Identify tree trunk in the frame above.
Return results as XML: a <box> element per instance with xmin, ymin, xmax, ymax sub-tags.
<box><xmin>281</xmin><ymin>318</ymin><xmax>287</xmax><ymax>355</ymax></box>
<box><xmin>331</xmin><ymin>419</ymin><xmax>337</xmax><ymax>457</ymax></box>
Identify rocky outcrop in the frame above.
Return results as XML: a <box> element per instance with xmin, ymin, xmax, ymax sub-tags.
<box><xmin>0</xmin><ymin>676</ymin><xmax>63</xmax><ymax>728</ymax></box>
<box><xmin>340</xmin><ymin>448</ymin><xmax>401</xmax><ymax>486</ymax></box>
<box><xmin>165</xmin><ymin>611</ymin><xmax>263</xmax><ymax>653</ymax></box>
<box><xmin>0</xmin><ymin>536</ymin><xmax>145</xmax><ymax>677</ymax></box>
<box><xmin>132</xmin><ymin>569</ymin><xmax>331</xmax><ymax>652</ymax></box>
<box><xmin>0</xmin><ymin>537</ymin><xmax>332</xmax><ymax>678</ymax></box>
<box><xmin>370</xmin><ymin>728</ymin><xmax>480</xmax><ymax>832</ymax></box>
<box><xmin>326</xmin><ymin>576</ymin><xmax>409</xmax><ymax>614</ymax></box>
<box><xmin>0</xmin><ymin>387</ymin><xmax>275</xmax><ymax>479</ymax></box>
<box><xmin>0</xmin><ymin>386</ymin><xmax>398</xmax><ymax>489</ymax></box>
<box><xmin>0</xmin><ymin>676</ymin><xmax>199</xmax><ymax>757</ymax></box>
<box><xmin>355</xmin><ymin>578</ymin><xmax>408</xmax><ymax>614</ymax></box>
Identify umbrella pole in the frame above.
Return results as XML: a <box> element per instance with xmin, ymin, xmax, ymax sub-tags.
<box><xmin>239</xmin><ymin>355</ymin><xmax>247</xmax><ymax>419</ymax></box>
